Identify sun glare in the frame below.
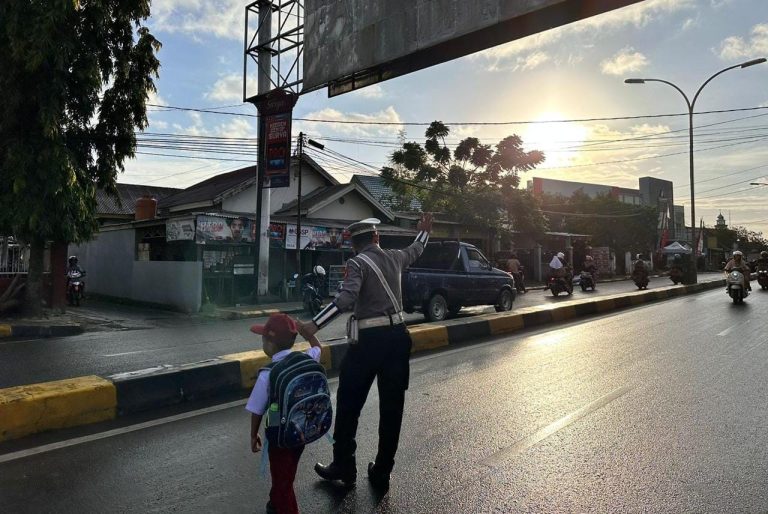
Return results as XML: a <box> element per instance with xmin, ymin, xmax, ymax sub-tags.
<box><xmin>523</xmin><ymin>112</ymin><xmax>588</xmax><ymax>169</ymax></box>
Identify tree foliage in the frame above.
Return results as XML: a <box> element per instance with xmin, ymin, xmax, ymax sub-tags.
<box><xmin>541</xmin><ymin>192</ymin><xmax>658</xmax><ymax>254</ymax></box>
<box><xmin>0</xmin><ymin>0</ymin><xmax>161</xmax><ymax>313</ymax></box>
<box><xmin>381</xmin><ymin>121</ymin><xmax>547</xmax><ymax>235</ymax></box>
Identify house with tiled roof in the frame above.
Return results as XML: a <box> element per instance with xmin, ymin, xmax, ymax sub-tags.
<box><xmin>70</xmin><ymin>156</ymin><xmax>419</xmax><ymax>311</ymax></box>
<box><xmin>96</xmin><ymin>183</ymin><xmax>181</xmax><ymax>224</ymax></box>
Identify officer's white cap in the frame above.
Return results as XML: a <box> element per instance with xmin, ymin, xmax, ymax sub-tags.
<box><xmin>346</xmin><ymin>218</ymin><xmax>381</xmax><ymax>236</ymax></box>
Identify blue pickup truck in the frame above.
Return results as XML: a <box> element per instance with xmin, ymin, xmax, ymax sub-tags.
<box><xmin>402</xmin><ymin>241</ymin><xmax>516</xmax><ymax>322</ymax></box>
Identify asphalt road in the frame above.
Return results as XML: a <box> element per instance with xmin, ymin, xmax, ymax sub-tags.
<box><xmin>0</xmin><ymin>274</ymin><xmax>721</xmax><ymax>388</ymax></box>
<box><xmin>2</xmin><ymin>285</ymin><xmax>767</xmax><ymax>513</ymax></box>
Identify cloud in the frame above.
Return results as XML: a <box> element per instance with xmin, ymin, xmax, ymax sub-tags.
<box><xmin>150</xmin><ymin>0</ymin><xmax>243</xmax><ymax>40</ymax></box>
<box><xmin>601</xmin><ymin>47</ymin><xmax>649</xmax><ymax>75</ymax></box>
<box><xmin>294</xmin><ymin>106</ymin><xmax>404</xmax><ymax>138</ymax></box>
<box><xmin>349</xmin><ymin>84</ymin><xmax>385</xmax><ymax>99</ymax></box>
<box><xmin>214</xmin><ymin>118</ymin><xmax>255</xmax><ymax>138</ymax></box>
<box><xmin>205</xmin><ymin>74</ymin><xmax>243</xmax><ymax>102</ymax></box>
<box><xmin>716</xmin><ymin>23</ymin><xmax>768</xmax><ymax>60</ymax></box>
<box><xmin>681</xmin><ymin>17</ymin><xmax>698</xmax><ymax>31</ymax></box>
<box><xmin>472</xmin><ymin>0</ymin><xmax>693</xmax><ymax>70</ymax></box>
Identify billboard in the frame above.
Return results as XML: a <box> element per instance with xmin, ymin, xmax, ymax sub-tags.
<box><xmin>196</xmin><ymin>215</ymin><xmax>254</xmax><ymax>244</ymax></box>
<box><xmin>304</xmin><ymin>0</ymin><xmax>642</xmax><ymax>95</ymax></box>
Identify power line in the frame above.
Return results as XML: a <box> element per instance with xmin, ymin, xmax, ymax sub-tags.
<box><xmin>147</xmin><ymin>103</ymin><xmax>768</xmax><ymax>126</ymax></box>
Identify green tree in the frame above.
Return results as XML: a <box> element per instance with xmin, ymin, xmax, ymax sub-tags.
<box><xmin>542</xmin><ymin>192</ymin><xmax>658</xmax><ymax>258</ymax></box>
<box><xmin>381</xmin><ymin>121</ymin><xmax>547</xmax><ymax>242</ymax></box>
<box><xmin>0</xmin><ymin>1</ymin><xmax>160</xmax><ymax>314</ymax></box>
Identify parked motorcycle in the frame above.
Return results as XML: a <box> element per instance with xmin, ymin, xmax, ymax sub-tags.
<box><xmin>758</xmin><ymin>268</ymin><xmax>768</xmax><ymax>290</ymax></box>
<box><xmin>548</xmin><ymin>276</ymin><xmax>573</xmax><ymax>297</ymax></box>
<box><xmin>579</xmin><ymin>271</ymin><xmax>596</xmax><ymax>292</ymax></box>
<box><xmin>296</xmin><ymin>265</ymin><xmax>326</xmax><ymax>315</ymax></box>
<box><xmin>67</xmin><ymin>269</ymin><xmax>85</xmax><ymax>306</ymax></box>
<box><xmin>726</xmin><ymin>269</ymin><xmax>748</xmax><ymax>304</ymax></box>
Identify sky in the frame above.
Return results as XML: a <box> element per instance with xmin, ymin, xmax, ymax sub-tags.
<box><xmin>129</xmin><ymin>0</ymin><xmax>768</xmax><ymax>234</ymax></box>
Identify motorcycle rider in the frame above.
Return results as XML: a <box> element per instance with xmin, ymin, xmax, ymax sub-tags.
<box><xmin>506</xmin><ymin>253</ymin><xmax>526</xmax><ymax>293</ymax></box>
<box><xmin>756</xmin><ymin>250</ymin><xmax>768</xmax><ymax>271</ymax></box>
<box><xmin>632</xmin><ymin>254</ymin><xmax>649</xmax><ymax>281</ymax></box>
<box><xmin>66</xmin><ymin>256</ymin><xmax>85</xmax><ymax>297</ymax></box>
<box><xmin>549</xmin><ymin>252</ymin><xmax>573</xmax><ymax>290</ymax></box>
<box><xmin>582</xmin><ymin>255</ymin><xmax>597</xmax><ymax>284</ymax></box>
<box><xmin>724</xmin><ymin>250</ymin><xmax>751</xmax><ymax>291</ymax></box>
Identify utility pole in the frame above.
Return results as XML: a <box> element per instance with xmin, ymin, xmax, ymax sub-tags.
<box><xmin>296</xmin><ymin>132</ymin><xmax>304</xmax><ymax>278</ymax></box>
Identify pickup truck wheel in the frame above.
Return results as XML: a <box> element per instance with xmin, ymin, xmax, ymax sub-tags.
<box><xmin>426</xmin><ymin>294</ymin><xmax>448</xmax><ymax>322</ymax></box>
<box><xmin>495</xmin><ymin>289</ymin><xmax>514</xmax><ymax>312</ymax></box>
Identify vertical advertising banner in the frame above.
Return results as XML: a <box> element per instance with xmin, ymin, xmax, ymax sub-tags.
<box><xmin>256</xmin><ymin>91</ymin><xmax>298</xmax><ymax>189</ymax></box>
<box><xmin>264</xmin><ymin>113</ymin><xmax>291</xmax><ymax>188</ymax></box>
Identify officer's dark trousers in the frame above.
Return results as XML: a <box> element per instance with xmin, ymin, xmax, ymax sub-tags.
<box><xmin>332</xmin><ymin>324</ymin><xmax>412</xmax><ymax>473</ymax></box>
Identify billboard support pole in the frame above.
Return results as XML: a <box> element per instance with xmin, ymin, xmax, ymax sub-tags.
<box><xmin>252</xmin><ymin>3</ymin><xmax>272</xmax><ymax>301</ymax></box>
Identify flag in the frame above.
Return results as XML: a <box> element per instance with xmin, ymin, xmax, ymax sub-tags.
<box><xmin>658</xmin><ymin>207</ymin><xmax>670</xmax><ymax>251</ymax></box>
<box><xmin>696</xmin><ymin>218</ymin><xmax>704</xmax><ymax>256</ymax></box>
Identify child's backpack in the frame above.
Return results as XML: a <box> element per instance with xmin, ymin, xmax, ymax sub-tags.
<box><xmin>264</xmin><ymin>352</ymin><xmax>332</xmax><ymax>449</ymax></box>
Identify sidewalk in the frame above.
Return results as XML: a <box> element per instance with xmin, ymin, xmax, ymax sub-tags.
<box><xmin>0</xmin><ymin>312</ymin><xmax>84</xmax><ymax>339</ymax></box>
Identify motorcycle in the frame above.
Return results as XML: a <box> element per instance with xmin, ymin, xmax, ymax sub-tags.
<box><xmin>758</xmin><ymin>268</ymin><xmax>768</xmax><ymax>290</ymax></box>
<box><xmin>669</xmin><ymin>267</ymin><xmax>684</xmax><ymax>285</ymax></box>
<box><xmin>511</xmin><ymin>266</ymin><xmax>526</xmax><ymax>294</ymax></box>
<box><xmin>632</xmin><ymin>272</ymin><xmax>649</xmax><ymax>290</ymax></box>
<box><xmin>295</xmin><ymin>272</ymin><xmax>324</xmax><ymax>315</ymax></box>
<box><xmin>579</xmin><ymin>271</ymin><xmax>596</xmax><ymax>292</ymax></box>
<box><xmin>67</xmin><ymin>270</ymin><xmax>85</xmax><ymax>306</ymax></box>
<box><xmin>726</xmin><ymin>269</ymin><xmax>748</xmax><ymax>304</ymax></box>
<box><xmin>548</xmin><ymin>276</ymin><xmax>573</xmax><ymax>297</ymax></box>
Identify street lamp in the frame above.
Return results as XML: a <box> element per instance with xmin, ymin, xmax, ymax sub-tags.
<box><xmin>625</xmin><ymin>57</ymin><xmax>766</xmax><ymax>283</ymax></box>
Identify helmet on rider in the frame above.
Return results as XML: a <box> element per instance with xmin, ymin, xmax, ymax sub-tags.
<box><xmin>761</xmin><ymin>251</ymin><xmax>768</xmax><ymax>259</ymax></box>
<box><xmin>733</xmin><ymin>250</ymin><xmax>743</xmax><ymax>260</ymax></box>
<box><xmin>556</xmin><ymin>252</ymin><xmax>565</xmax><ymax>259</ymax></box>
<box><xmin>313</xmin><ymin>265</ymin><xmax>326</xmax><ymax>276</ymax></box>
<box><xmin>673</xmin><ymin>253</ymin><xmax>682</xmax><ymax>262</ymax></box>
<box><xmin>68</xmin><ymin>256</ymin><xmax>78</xmax><ymax>265</ymax></box>
<box><xmin>585</xmin><ymin>255</ymin><xmax>594</xmax><ymax>261</ymax></box>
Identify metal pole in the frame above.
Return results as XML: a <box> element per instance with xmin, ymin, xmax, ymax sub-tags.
<box><xmin>253</xmin><ymin>3</ymin><xmax>272</xmax><ymax>300</ymax></box>
<box><xmin>296</xmin><ymin>132</ymin><xmax>304</xmax><ymax>279</ymax></box>
<box><xmin>688</xmin><ymin>107</ymin><xmax>697</xmax><ymax>283</ymax></box>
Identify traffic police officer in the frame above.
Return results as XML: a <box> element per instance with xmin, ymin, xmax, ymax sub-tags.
<box><xmin>297</xmin><ymin>213</ymin><xmax>433</xmax><ymax>489</ymax></box>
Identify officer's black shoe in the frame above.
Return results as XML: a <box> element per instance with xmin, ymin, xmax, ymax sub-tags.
<box><xmin>367</xmin><ymin>462</ymin><xmax>391</xmax><ymax>490</ymax></box>
<box><xmin>314</xmin><ymin>462</ymin><xmax>356</xmax><ymax>486</ymax></box>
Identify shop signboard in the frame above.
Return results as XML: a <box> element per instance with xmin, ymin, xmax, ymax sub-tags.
<box><xmin>196</xmin><ymin>215</ymin><xmax>254</xmax><ymax>243</ymax></box>
<box><xmin>285</xmin><ymin>224</ymin><xmax>312</xmax><ymax>250</ymax></box>
<box><xmin>166</xmin><ymin>218</ymin><xmax>195</xmax><ymax>241</ymax></box>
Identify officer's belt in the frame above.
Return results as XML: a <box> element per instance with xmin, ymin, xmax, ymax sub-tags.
<box><xmin>357</xmin><ymin>312</ymin><xmax>405</xmax><ymax>330</ymax></box>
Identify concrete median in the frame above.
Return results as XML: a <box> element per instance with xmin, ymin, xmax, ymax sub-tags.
<box><xmin>0</xmin><ymin>278</ymin><xmax>728</xmax><ymax>442</ymax></box>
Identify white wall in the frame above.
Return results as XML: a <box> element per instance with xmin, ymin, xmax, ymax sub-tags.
<box><xmin>222</xmin><ymin>162</ymin><xmax>329</xmax><ymax>214</ymax></box>
<box><xmin>311</xmin><ymin>191</ymin><xmax>374</xmax><ymax>221</ymax></box>
<box><xmin>71</xmin><ymin>229</ymin><xmax>135</xmax><ymax>298</ymax></box>
<box><xmin>132</xmin><ymin>261</ymin><xmax>202</xmax><ymax>312</ymax></box>
<box><xmin>70</xmin><ymin>227</ymin><xmax>202</xmax><ymax>312</ymax></box>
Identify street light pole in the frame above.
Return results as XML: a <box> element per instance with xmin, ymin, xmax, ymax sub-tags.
<box><xmin>625</xmin><ymin>57</ymin><xmax>766</xmax><ymax>283</ymax></box>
